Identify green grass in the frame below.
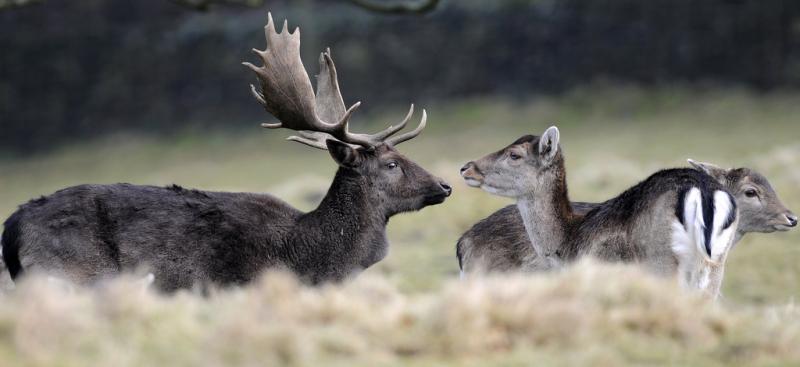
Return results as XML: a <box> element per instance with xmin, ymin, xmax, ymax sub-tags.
<box><xmin>1</xmin><ymin>85</ymin><xmax>799</xmax><ymax>365</ymax></box>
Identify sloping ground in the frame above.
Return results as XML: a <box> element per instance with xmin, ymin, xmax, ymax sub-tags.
<box><xmin>0</xmin><ymin>261</ymin><xmax>797</xmax><ymax>366</ymax></box>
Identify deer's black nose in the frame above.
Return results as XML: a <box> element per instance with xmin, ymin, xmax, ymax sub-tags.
<box><xmin>439</xmin><ymin>182</ymin><xmax>452</xmax><ymax>196</ymax></box>
<box><xmin>787</xmin><ymin>214</ymin><xmax>798</xmax><ymax>227</ymax></box>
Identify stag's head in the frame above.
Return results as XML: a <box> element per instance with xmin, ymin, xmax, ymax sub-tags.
<box><xmin>243</xmin><ymin>14</ymin><xmax>451</xmax><ymax>214</ymax></box>
<box><xmin>688</xmin><ymin>159</ymin><xmax>796</xmax><ymax>233</ymax></box>
<box><xmin>460</xmin><ymin>126</ymin><xmax>564</xmax><ymax>198</ymax></box>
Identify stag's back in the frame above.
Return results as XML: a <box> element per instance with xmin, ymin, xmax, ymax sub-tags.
<box><xmin>2</xmin><ymin>183</ymin><xmax>301</xmax><ymax>290</ymax></box>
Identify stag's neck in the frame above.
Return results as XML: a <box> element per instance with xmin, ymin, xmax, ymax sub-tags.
<box><xmin>516</xmin><ymin>172</ymin><xmax>573</xmax><ymax>269</ymax></box>
<box><xmin>301</xmin><ymin>168</ymin><xmax>388</xmax><ymax>276</ymax></box>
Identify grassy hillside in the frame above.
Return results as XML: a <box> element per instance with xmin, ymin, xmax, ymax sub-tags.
<box><xmin>0</xmin><ymin>85</ymin><xmax>798</xmax><ymax>365</ymax></box>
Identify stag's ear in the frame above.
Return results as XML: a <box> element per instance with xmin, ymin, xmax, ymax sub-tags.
<box><xmin>687</xmin><ymin>159</ymin><xmax>727</xmax><ymax>181</ymax></box>
<box><xmin>327</xmin><ymin>139</ymin><xmax>363</xmax><ymax>168</ymax></box>
<box><xmin>538</xmin><ymin>126</ymin><xmax>560</xmax><ymax>162</ymax></box>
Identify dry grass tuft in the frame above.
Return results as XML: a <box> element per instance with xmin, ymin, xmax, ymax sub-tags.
<box><xmin>1</xmin><ymin>261</ymin><xmax>798</xmax><ymax>366</ymax></box>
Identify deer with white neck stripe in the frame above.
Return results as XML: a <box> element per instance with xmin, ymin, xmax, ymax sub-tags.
<box><xmin>461</xmin><ymin>126</ymin><xmax>738</xmax><ymax>298</ymax></box>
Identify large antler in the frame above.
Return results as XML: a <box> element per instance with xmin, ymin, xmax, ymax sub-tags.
<box><xmin>243</xmin><ymin>13</ymin><xmax>426</xmax><ymax>149</ymax></box>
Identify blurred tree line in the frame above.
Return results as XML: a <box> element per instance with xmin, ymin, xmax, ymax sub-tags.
<box><xmin>1</xmin><ymin>0</ymin><xmax>799</xmax><ymax>154</ymax></box>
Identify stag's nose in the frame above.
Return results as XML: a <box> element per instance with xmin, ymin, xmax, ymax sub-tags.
<box><xmin>786</xmin><ymin>213</ymin><xmax>798</xmax><ymax>227</ymax></box>
<box><xmin>439</xmin><ymin>181</ymin><xmax>452</xmax><ymax>196</ymax></box>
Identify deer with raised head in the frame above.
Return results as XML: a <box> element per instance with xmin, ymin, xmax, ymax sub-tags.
<box><xmin>460</xmin><ymin>127</ymin><xmax>738</xmax><ymax>298</ymax></box>
<box><xmin>0</xmin><ymin>14</ymin><xmax>451</xmax><ymax>291</ymax></box>
<box><xmin>456</xmin><ymin>159</ymin><xmax>796</xmax><ymax>275</ymax></box>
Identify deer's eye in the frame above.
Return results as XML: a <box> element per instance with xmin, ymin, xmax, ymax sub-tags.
<box><xmin>509</xmin><ymin>152</ymin><xmax>521</xmax><ymax>160</ymax></box>
<box><xmin>745</xmin><ymin>189</ymin><xmax>758</xmax><ymax>198</ymax></box>
<box><xmin>386</xmin><ymin>162</ymin><xmax>398</xmax><ymax>169</ymax></box>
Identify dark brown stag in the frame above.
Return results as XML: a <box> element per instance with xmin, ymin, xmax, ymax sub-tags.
<box><xmin>1</xmin><ymin>14</ymin><xmax>450</xmax><ymax>291</ymax></box>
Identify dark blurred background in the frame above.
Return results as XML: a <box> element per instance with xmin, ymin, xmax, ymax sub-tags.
<box><xmin>1</xmin><ymin>0</ymin><xmax>799</xmax><ymax>155</ymax></box>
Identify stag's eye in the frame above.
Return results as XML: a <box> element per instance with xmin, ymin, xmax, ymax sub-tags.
<box><xmin>509</xmin><ymin>152</ymin><xmax>521</xmax><ymax>161</ymax></box>
<box><xmin>745</xmin><ymin>189</ymin><xmax>758</xmax><ymax>198</ymax></box>
<box><xmin>386</xmin><ymin>161</ymin><xmax>398</xmax><ymax>169</ymax></box>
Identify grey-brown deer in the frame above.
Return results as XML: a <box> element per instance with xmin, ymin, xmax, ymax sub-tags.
<box><xmin>457</xmin><ymin>159</ymin><xmax>796</xmax><ymax>275</ymax></box>
<box><xmin>460</xmin><ymin>127</ymin><xmax>738</xmax><ymax>298</ymax></box>
<box><xmin>0</xmin><ymin>14</ymin><xmax>451</xmax><ymax>291</ymax></box>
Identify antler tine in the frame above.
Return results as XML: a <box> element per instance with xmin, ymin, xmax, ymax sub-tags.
<box><xmin>248</xmin><ymin>83</ymin><xmax>267</xmax><ymax>105</ymax></box>
<box><xmin>287</xmin><ymin>130</ymin><xmax>361</xmax><ymax>151</ymax></box>
<box><xmin>372</xmin><ymin>104</ymin><xmax>414</xmax><ymax>141</ymax></box>
<box><xmin>385</xmin><ymin>109</ymin><xmax>428</xmax><ymax>146</ymax></box>
<box><xmin>286</xmin><ymin>133</ymin><xmax>330</xmax><ymax>150</ymax></box>
<box><xmin>260</xmin><ymin>122</ymin><xmax>283</xmax><ymax>129</ymax></box>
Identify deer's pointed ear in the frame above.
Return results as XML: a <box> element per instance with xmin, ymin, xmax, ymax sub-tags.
<box><xmin>687</xmin><ymin>159</ymin><xmax>727</xmax><ymax>181</ymax></box>
<box><xmin>326</xmin><ymin>139</ymin><xmax>363</xmax><ymax>168</ymax></box>
<box><xmin>538</xmin><ymin>126</ymin><xmax>560</xmax><ymax>162</ymax></box>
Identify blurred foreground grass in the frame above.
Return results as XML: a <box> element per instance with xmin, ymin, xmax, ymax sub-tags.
<box><xmin>1</xmin><ymin>262</ymin><xmax>799</xmax><ymax>366</ymax></box>
<box><xmin>0</xmin><ymin>85</ymin><xmax>799</xmax><ymax>365</ymax></box>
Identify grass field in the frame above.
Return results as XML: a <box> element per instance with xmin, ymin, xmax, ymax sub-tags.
<box><xmin>0</xmin><ymin>85</ymin><xmax>799</xmax><ymax>365</ymax></box>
